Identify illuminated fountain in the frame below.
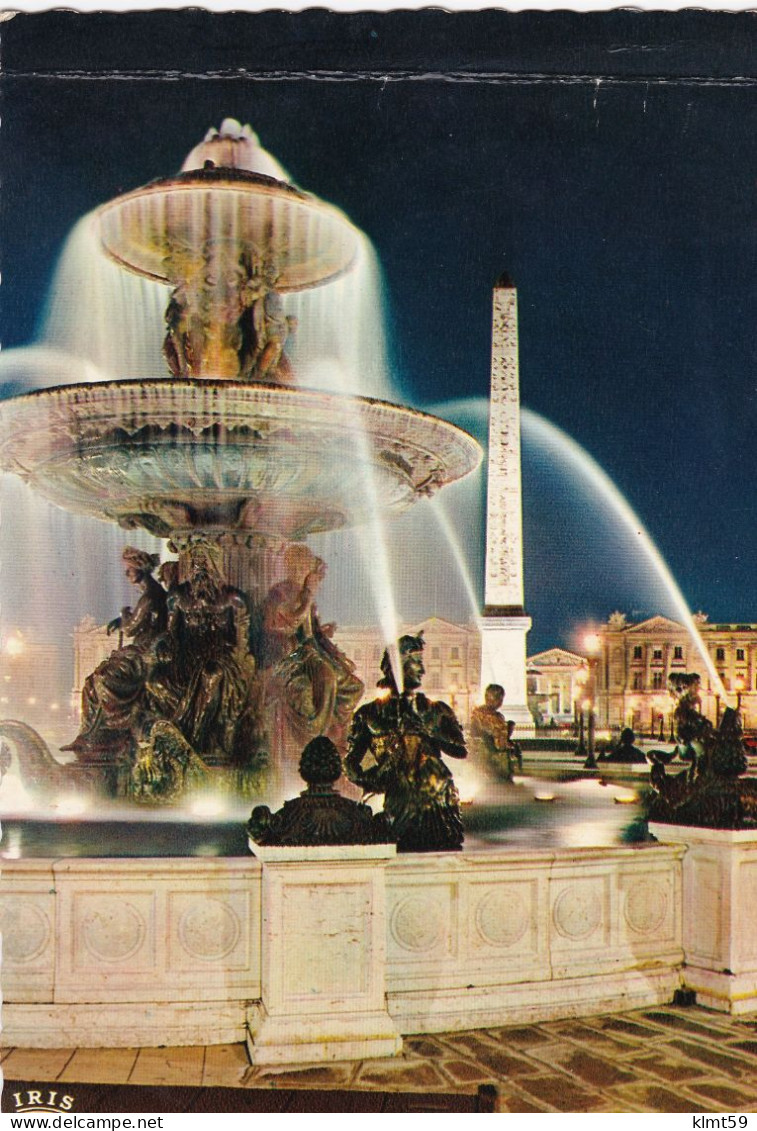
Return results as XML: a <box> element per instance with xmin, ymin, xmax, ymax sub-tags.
<box><xmin>3</xmin><ymin>121</ymin><xmax>750</xmax><ymax>1059</ymax></box>
<box><xmin>0</xmin><ymin>120</ymin><xmax>480</xmax><ymax>804</ymax></box>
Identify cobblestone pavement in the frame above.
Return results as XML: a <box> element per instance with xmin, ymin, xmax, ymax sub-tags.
<box><xmin>4</xmin><ymin>1006</ymin><xmax>757</xmax><ymax>1113</ymax></box>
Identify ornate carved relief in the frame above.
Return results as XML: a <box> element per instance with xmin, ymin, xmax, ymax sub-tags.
<box><xmin>486</xmin><ymin>286</ymin><xmax>525</xmax><ymax>607</ymax></box>
<box><xmin>390</xmin><ymin>893</ymin><xmax>446</xmax><ymax>952</ymax></box>
<box><xmin>178</xmin><ymin>898</ymin><xmax>241</xmax><ymax>961</ymax></box>
<box><xmin>474</xmin><ymin>887</ymin><xmax>530</xmax><ymax>948</ymax></box>
<box><xmin>552</xmin><ymin>885</ymin><xmax>603</xmax><ymax>941</ymax></box>
<box><xmin>0</xmin><ymin>901</ymin><xmax>51</xmax><ymax>964</ymax></box>
<box><xmin>81</xmin><ymin>898</ymin><xmax>147</xmax><ymax>963</ymax></box>
<box><xmin>624</xmin><ymin>878</ymin><xmax>668</xmax><ymax>935</ymax></box>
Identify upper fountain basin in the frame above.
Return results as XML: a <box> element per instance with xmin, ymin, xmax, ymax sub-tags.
<box><xmin>97</xmin><ymin>168</ymin><xmax>361</xmax><ymax>291</ymax></box>
<box><xmin>0</xmin><ymin>380</ymin><xmax>482</xmax><ymax>541</ymax></box>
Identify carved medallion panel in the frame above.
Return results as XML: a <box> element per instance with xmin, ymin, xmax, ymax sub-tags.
<box><xmin>551</xmin><ymin>878</ymin><xmax>608</xmax><ymax>945</ymax></box>
<box><xmin>387</xmin><ymin>884</ymin><xmax>454</xmax><ymax>959</ymax></box>
<box><xmin>0</xmin><ymin>899</ymin><xmax>52</xmax><ymax>964</ymax></box>
<box><xmin>169</xmin><ymin>889</ymin><xmax>251</xmax><ymax>970</ymax></box>
<box><xmin>71</xmin><ymin>892</ymin><xmax>154</xmax><ymax>971</ymax></box>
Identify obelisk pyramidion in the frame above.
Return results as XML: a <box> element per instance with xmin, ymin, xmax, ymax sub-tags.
<box><xmin>480</xmin><ymin>274</ymin><xmax>534</xmax><ymax>732</ymax></box>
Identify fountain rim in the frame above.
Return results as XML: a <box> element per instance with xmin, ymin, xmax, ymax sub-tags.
<box><xmin>0</xmin><ymin>377</ymin><xmax>484</xmax><ymax>497</ymax></box>
<box><xmin>0</xmin><ymin>375</ymin><xmax>483</xmax><ymax>434</ymax></box>
<box><xmin>95</xmin><ymin>167</ymin><xmax>362</xmax><ymax>291</ymax></box>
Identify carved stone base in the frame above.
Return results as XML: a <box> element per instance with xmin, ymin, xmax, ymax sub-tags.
<box><xmin>246</xmin><ymin>843</ymin><xmax>402</xmax><ymax>1065</ymax></box>
<box><xmin>388</xmin><ymin>968</ymin><xmax>682</xmax><ymax>1034</ymax></box>
<box><xmin>1</xmin><ymin>1002</ymin><xmax>246</xmax><ymax>1049</ymax></box>
<box><xmin>247</xmin><ymin>1002</ymin><xmax>402</xmax><ymax>1065</ymax></box>
<box><xmin>478</xmin><ymin>615</ymin><xmax>535</xmax><ymax>734</ymax></box>
<box><xmin>649</xmin><ymin>823</ymin><xmax>757</xmax><ymax>1014</ymax></box>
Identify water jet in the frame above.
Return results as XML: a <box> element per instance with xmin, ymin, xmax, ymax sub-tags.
<box><xmin>0</xmin><ymin>121</ymin><xmax>480</xmax><ymax>803</ymax></box>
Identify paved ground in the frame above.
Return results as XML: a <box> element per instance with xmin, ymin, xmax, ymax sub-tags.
<box><xmin>4</xmin><ymin>1006</ymin><xmax>757</xmax><ymax>1113</ymax></box>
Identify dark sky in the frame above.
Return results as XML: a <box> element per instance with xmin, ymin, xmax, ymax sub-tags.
<box><xmin>3</xmin><ymin>9</ymin><xmax>757</xmax><ymax>651</ymax></box>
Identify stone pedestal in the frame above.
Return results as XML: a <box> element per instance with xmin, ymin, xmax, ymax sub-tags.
<box><xmin>649</xmin><ymin>823</ymin><xmax>757</xmax><ymax>1015</ymax></box>
<box><xmin>479</xmin><ymin>614</ymin><xmax>534</xmax><ymax>733</ymax></box>
<box><xmin>247</xmin><ymin>843</ymin><xmax>402</xmax><ymax>1064</ymax></box>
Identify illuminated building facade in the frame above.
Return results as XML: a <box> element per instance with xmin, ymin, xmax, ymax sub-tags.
<box><xmin>593</xmin><ymin>612</ymin><xmax>757</xmax><ymax>733</ymax></box>
<box><xmin>526</xmin><ymin>647</ymin><xmax>589</xmax><ymax>727</ymax></box>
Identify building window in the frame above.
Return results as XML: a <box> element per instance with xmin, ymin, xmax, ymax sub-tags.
<box><xmin>431</xmin><ymin>647</ymin><xmax>440</xmax><ymax>659</ymax></box>
<box><xmin>673</xmin><ymin>646</ymin><xmax>683</xmax><ymax>660</ymax></box>
<box><xmin>633</xmin><ymin>646</ymin><xmax>642</xmax><ymax>660</ymax></box>
<box><xmin>450</xmin><ymin>646</ymin><xmax>460</xmax><ymax>660</ymax></box>
<box><xmin>428</xmin><ymin>672</ymin><xmax>442</xmax><ymax>690</ymax></box>
<box><xmin>632</xmin><ymin>673</ymin><xmax>642</xmax><ymax>690</ymax></box>
<box><xmin>652</xmin><ymin>648</ymin><xmax>663</xmax><ymax>662</ymax></box>
<box><xmin>716</xmin><ymin>648</ymin><xmax>725</xmax><ymax>662</ymax></box>
<box><xmin>737</xmin><ymin>649</ymin><xmax>745</xmax><ymax>662</ymax></box>
<box><xmin>652</xmin><ymin>672</ymin><xmax>664</xmax><ymax>689</ymax></box>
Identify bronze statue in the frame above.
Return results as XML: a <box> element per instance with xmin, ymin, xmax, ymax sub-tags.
<box><xmin>647</xmin><ymin>672</ymin><xmax>757</xmax><ymax>827</ymax></box>
<box><xmin>345</xmin><ymin>633</ymin><xmax>467</xmax><ymax>852</ymax></box>
<box><xmin>242</xmin><ymin>288</ymin><xmax>297</xmax><ymax>385</ymax></box>
<box><xmin>60</xmin><ymin>541</ymin><xmax>267</xmax><ymax>801</ymax></box>
<box><xmin>262</xmin><ymin>543</ymin><xmax>363</xmax><ymax>746</ymax></box>
<box><xmin>248</xmin><ymin>735</ymin><xmax>390</xmax><ymax>847</ymax></box>
<box><xmin>63</xmin><ymin>548</ymin><xmax>166</xmax><ymax>759</ymax></box>
<box><xmin>166</xmin><ymin>543</ymin><xmax>254</xmax><ymax>761</ymax></box>
<box><xmin>163</xmin><ymin>247</ymin><xmax>297</xmax><ymax>384</ymax></box>
<box><xmin>470</xmin><ymin>684</ymin><xmax>522</xmax><ymax>780</ymax></box>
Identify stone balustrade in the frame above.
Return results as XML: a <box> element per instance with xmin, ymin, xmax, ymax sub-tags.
<box><xmin>0</xmin><ymin>840</ymin><xmax>693</xmax><ymax>1053</ymax></box>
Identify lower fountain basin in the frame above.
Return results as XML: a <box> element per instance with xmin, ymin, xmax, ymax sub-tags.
<box><xmin>0</xmin><ymin>379</ymin><xmax>481</xmax><ymax>540</ymax></box>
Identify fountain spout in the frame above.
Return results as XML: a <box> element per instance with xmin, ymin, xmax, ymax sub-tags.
<box><xmin>97</xmin><ymin>121</ymin><xmax>361</xmax><ymax>383</ymax></box>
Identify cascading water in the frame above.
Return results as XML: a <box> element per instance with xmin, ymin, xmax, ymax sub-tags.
<box><xmin>0</xmin><ymin>120</ymin><xmax>480</xmax><ymax>811</ymax></box>
<box><xmin>0</xmin><ymin>216</ymin><xmax>409</xmax><ymax>704</ymax></box>
<box><xmin>429</xmin><ymin>395</ymin><xmax>726</xmax><ymax>698</ymax></box>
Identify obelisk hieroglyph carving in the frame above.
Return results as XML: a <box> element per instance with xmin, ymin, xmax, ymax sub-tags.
<box><xmin>479</xmin><ymin>274</ymin><xmax>534</xmax><ymax>732</ymax></box>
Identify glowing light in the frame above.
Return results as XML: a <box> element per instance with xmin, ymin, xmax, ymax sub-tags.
<box><xmin>613</xmin><ymin>791</ymin><xmax>638</xmax><ymax>804</ymax></box>
<box><xmin>305</xmin><ymin>355</ymin><xmax>403</xmax><ymax>687</ymax></box>
<box><xmin>189</xmin><ymin>796</ymin><xmax>227</xmax><ymax>819</ymax></box>
<box><xmin>584</xmin><ymin>633</ymin><xmax>601</xmax><ymax>655</ymax></box>
<box><xmin>26</xmin><ymin>696</ymin><xmax>37</xmax><ymax>706</ymax></box>
<box><xmin>1</xmin><ymin>827</ymin><xmax>22</xmax><ymax>859</ymax></box>
<box><xmin>534</xmin><ymin>791</ymin><xmax>556</xmax><ymax>802</ymax></box>
<box><xmin>56</xmin><ymin>793</ymin><xmax>89</xmax><ymax>817</ymax></box>
<box><xmin>5</xmin><ymin>634</ymin><xmax>24</xmax><ymax>657</ymax></box>
<box><xmin>453</xmin><ymin>762</ymin><xmax>487</xmax><ymax>805</ymax></box>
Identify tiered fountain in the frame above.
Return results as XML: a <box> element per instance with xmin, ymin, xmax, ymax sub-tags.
<box><xmin>0</xmin><ymin>120</ymin><xmax>480</xmax><ymax>803</ymax></box>
<box><xmin>0</xmin><ymin>121</ymin><xmax>732</xmax><ymax>1060</ymax></box>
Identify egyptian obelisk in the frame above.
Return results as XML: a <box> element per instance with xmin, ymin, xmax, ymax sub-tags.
<box><xmin>479</xmin><ymin>274</ymin><xmax>534</xmax><ymax>732</ymax></box>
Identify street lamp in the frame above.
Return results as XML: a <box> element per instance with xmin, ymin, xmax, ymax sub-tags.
<box><xmin>583</xmin><ymin>633</ymin><xmax>601</xmax><ymax>769</ymax></box>
<box><xmin>576</xmin><ymin>703</ymin><xmax>587</xmax><ymax>758</ymax></box>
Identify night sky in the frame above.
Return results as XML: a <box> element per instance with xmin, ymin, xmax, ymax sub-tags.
<box><xmin>3</xmin><ymin>9</ymin><xmax>757</xmax><ymax>653</ymax></box>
